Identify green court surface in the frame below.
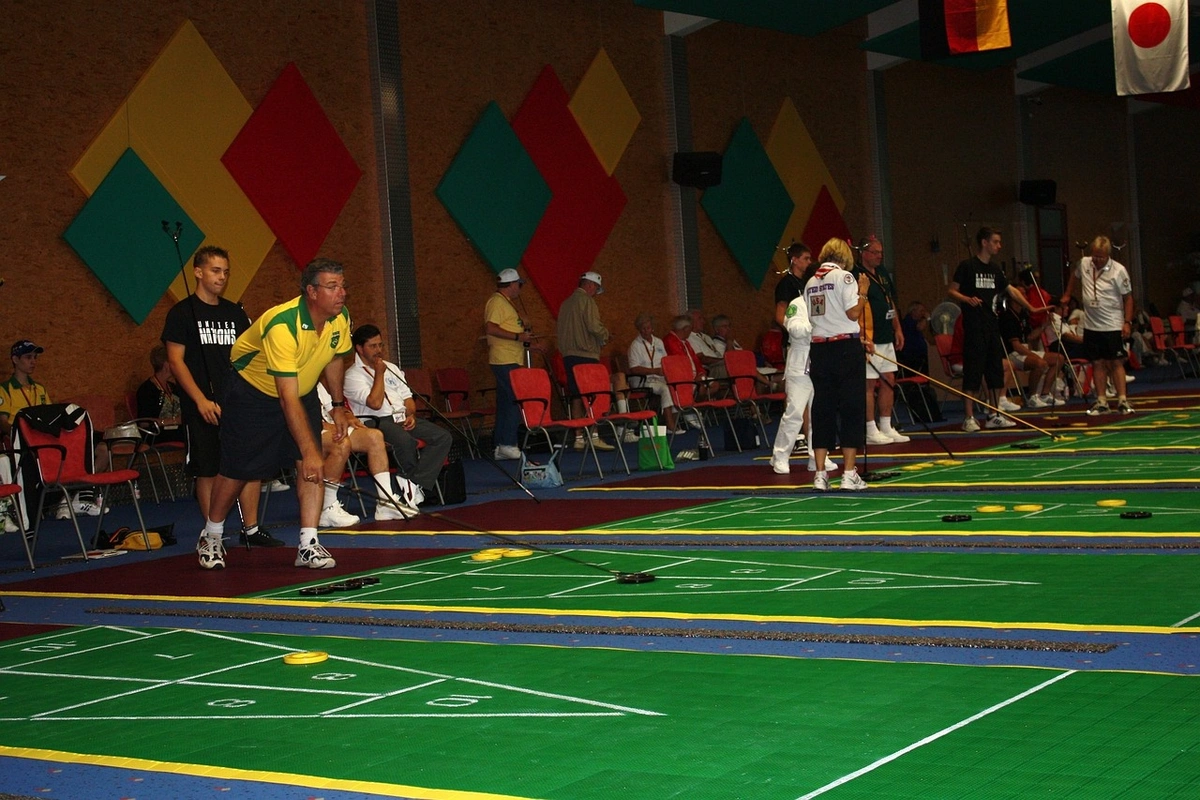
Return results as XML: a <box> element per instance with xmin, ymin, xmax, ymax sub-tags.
<box><xmin>853</xmin><ymin>454</ymin><xmax>1200</xmax><ymax>488</ymax></box>
<box><xmin>594</xmin><ymin>493</ymin><xmax>1198</xmax><ymax>537</ymax></box>
<box><xmin>2</xmin><ymin>626</ymin><xmax>1197</xmax><ymax>799</ymax></box>
<box><xmin>255</xmin><ymin>548</ymin><xmax>1200</xmax><ymax>631</ymax></box>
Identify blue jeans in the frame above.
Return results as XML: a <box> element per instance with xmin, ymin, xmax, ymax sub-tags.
<box><xmin>490</xmin><ymin>363</ymin><xmax>520</xmax><ymax>448</ymax></box>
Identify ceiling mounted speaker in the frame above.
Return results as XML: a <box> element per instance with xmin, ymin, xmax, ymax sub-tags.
<box><xmin>672</xmin><ymin>152</ymin><xmax>722</xmax><ymax>189</ymax></box>
<box><xmin>1019</xmin><ymin>179</ymin><xmax>1056</xmax><ymax>206</ymax></box>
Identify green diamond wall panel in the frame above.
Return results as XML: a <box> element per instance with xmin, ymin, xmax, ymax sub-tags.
<box><xmin>435</xmin><ymin>102</ymin><xmax>552</xmax><ymax>272</ymax></box>
<box><xmin>63</xmin><ymin>149</ymin><xmax>206</xmax><ymax>324</ymax></box>
<box><xmin>700</xmin><ymin>119</ymin><xmax>794</xmax><ymax>290</ymax></box>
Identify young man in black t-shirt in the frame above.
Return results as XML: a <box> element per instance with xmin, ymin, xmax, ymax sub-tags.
<box><xmin>162</xmin><ymin>246</ymin><xmax>281</xmax><ymax>547</ymax></box>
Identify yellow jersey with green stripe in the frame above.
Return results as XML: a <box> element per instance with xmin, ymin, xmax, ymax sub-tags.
<box><xmin>229</xmin><ymin>296</ymin><xmax>352</xmax><ymax>397</ymax></box>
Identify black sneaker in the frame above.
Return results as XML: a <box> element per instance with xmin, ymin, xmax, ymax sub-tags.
<box><xmin>239</xmin><ymin>527</ymin><xmax>286</xmax><ymax>547</ymax></box>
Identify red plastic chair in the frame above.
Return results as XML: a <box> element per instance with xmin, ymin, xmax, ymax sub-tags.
<box><xmin>759</xmin><ymin>329</ymin><xmax>785</xmax><ymax>371</ymax></box>
<box><xmin>1149</xmin><ymin>317</ymin><xmax>1190</xmax><ymax>379</ymax></box>
<box><xmin>573</xmin><ymin>362</ymin><xmax>659</xmax><ymax>474</ymax></box>
<box><xmin>1168</xmin><ymin>316</ymin><xmax>1199</xmax><ymax>374</ymax></box>
<box><xmin>14</xmin><ymin>408</ymin><xmax>148</xmax><ymax>562</ymax></box>
<box><xmin>0</xmin><ymin>450</ymin><xmax>33</xmax><ymax>569</ymax></box>
<box><xmin>509</xmin><ymin>367</ymin><xmax>603</xmax><ymax>478</ymax></box>
<box><xmin>661</xmin><ymin>354</ymin><xmax>738</xmax><ymax>452</ymax></box>
<box><xmin>434</xmin><ymin>367</ymin><xmax>495</xmax><ymax>456</ymax></box>
<box><xmin>723</xmin><ymin>349</ymin><xmax>782</xmax><ymax>444</ymax></box>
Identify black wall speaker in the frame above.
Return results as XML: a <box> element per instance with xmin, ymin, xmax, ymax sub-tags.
<box><xmin>672</xmin><ymin>152</ymin><xmax>722</xmax><ymax>188</ymax></box>
<box><xmin>1019</xmin><ymin>179</ymin><xmax>1057</xmax><ymax>206</ymax></box>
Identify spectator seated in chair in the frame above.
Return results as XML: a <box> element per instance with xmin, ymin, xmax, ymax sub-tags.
<box><xmin>343</xmin><ymin>323</ymin><xmax>451</xmax><ymax>509</ymax></box>
<box><xmin>316</xmin><ymin>384</ymin><xmax>414</xmax><ymax>526</ymax></box>
<box><xmin>135</xmin><ymin>344</ymin><xmax>185</xmax><ymax>445</ymax></box>
<box><xmin>626</xmin><ymin>313</ymin><xmax>681</xmax><ymax>433</ymax></box>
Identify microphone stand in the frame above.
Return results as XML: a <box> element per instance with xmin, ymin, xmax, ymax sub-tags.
<box><xmin>380</xmin><ymin>362</ymin><xmax>540</xmax><ymax>503</ymax></box>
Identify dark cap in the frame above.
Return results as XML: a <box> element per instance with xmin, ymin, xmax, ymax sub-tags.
<box><xmin>11</xmin><ymin>340</ymin><xmax>43</xmax><ymax>358</ymax></box>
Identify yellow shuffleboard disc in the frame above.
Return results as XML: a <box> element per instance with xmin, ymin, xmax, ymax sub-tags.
<box><xmin>1097</xmin><ymin>499</ymin><xmax>1127</xmax><ymax>508</ymax></box>
<box><xmin>1013</xmin><ymin>504</ymin><xmax>1044</xmax><ymax>512</ymax></box>
<box><xmin>501</xmin><ymin>548</ymin><xmax>534</xmax><ymax>558</ymax></box>
<box><xmin>976</xmin><ymin>505</ymin><xmax>1007</xmax><ymax>513</ymax></box>
<box><xmin>936</xmin><ymin>459</ymin><xmax>964</xmax><ymax>466</ymax></box>
<box><xmin>470</xmin><ymin>552</ymin><xmax>504</xmax><ymax>562</ymax></box>
<box><xmin>901</xmin><ymin>464</ymin><xmax>927</xmax><ymax>471</ymax></box>
<box><xmin>1084</xmin><ymin>430</ymin><xmax>1103</xmax><ymax>436</ymax></box>
<box><xmin>283</xmin><ymin>651</ymin><xmax>329</xmax><ymax>665</ymax></box>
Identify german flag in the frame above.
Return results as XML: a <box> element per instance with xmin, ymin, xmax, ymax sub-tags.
<box><xmin>920</xmin><ymin>0</ymin><xmax>1012</xmax><ymax>58</ymax></box>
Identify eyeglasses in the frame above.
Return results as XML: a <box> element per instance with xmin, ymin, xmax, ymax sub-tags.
<box><xmin>315</xmin><ymin>283</ymin><xmax>348</xmax><ymax>292</ymax></box>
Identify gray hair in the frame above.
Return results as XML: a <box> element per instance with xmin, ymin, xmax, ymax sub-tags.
<box><xmin>301</xmin><ymin>258</ymin><xmax>344</xmax><ymax>292</ymax></box>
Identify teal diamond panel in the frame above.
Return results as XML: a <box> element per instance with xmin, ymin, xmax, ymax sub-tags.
<box><xmin>701</xmin><ymin>118</ymin><xmax>794</xmax><ymax>289</ymax></box>
<box><xmin>63</xmin><ymin>149</ymin><xmax>205</xmax><ymax>324</ymax></box>
<box><xmin>436</xmin><ymin>102</ymin><xmax>552</xmax><ymax>272</ymax></box>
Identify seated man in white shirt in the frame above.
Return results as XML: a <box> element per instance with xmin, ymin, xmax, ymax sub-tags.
<box><xmin>316</xmin><ymin>383</ymin><xmax>413</xmax><ymax>525</ymax></box>
<box><xmin>626</xmin><ymin>313</ymin><xmax>680</xmax><ymax>432</ymax></box>
<box><xmin>343</xmin><ymin>324</ymin><xmax>452</xmax><ymax>508</ymax></box>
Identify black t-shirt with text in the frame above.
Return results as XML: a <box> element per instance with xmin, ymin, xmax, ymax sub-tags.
<box><xmin>160</xmin><ymin>295</ymin><xmax>250</xmax><ymax>409</ymax></box>
<box><xmin>953</xmin><ymin>256</ymin><xmax>1008</xmax><ymax>330</ymax></box>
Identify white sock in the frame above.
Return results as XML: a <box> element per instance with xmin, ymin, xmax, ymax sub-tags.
<box><xmin>866</xmin><ymin>421</ymin><xmax>879</xmax><ymax>435</ymax></box>
<box><xmin>374</xmin><ymin>473</ymin><xmax>395</xmax><ymax>498</ymax></box>
<box><xmin>299</xmin><ymin>527</ymin><xmax>318</xmax><ymax>547</ymax></box>
<box><xmin>880</xmin><ymin>416</ymin><xmax>894</xmax><ymax>433</ymax></box>
<box><xmin>323</xmin><ymin>485</ymin><xmax>339</xmax><ymax>508</ymax></box>
<box><xmin>616</xmin><ymin>397</ymin><xmax>629</xmax><ymax>413</ymax></box>
<box><xmin>204</xmin><ymin>519</ymin><xmax>224</xmax><ymax>540</ymax></box>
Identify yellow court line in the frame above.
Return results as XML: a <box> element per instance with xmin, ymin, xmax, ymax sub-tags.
<box><xmin>0</xmin><ymin>745</ymin><xmax>526</xmax><ymax>799</ymax></box>
<box><xmin>1</xmin><ymin>590</ymin><xmax>1195</xmax><ymax>635</ymax></box>
<box><xmin>570</xmin><ymin>477</ymin><xmax>1200</xmax><ymax>492</ymax></box>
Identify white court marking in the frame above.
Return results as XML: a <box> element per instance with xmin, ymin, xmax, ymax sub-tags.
<box><xmin>0</xmin><ymin>626</ymin><xmax>662</xmax><ymax>723</ymax></box>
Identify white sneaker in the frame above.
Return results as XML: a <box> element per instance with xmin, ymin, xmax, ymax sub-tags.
<box><xmin>840</xmin><ymin>469</ymin><xmax>869</xmax><ymax>491</ymax></box>
<box><xmin>319</xmin><ymin>501</ymin><xmax>359</xmax><ymax>528</ymax></box>
<box><xmin>1025</xmin><ymin>394</ymin><xmax>1050</xmax><ymax>408</ymax></box>
<box><xmin>262</xmin><ymin>478</ymin><xmax>290</xmax><ymax>493</ymax></box>
<box><xmin>375</xmin><ymin>497</ymin><xmax>420</xmax><ymax>520</ymax></box>
<box><xmin>494</xmin><ymin>445</ymin><xmax>521</xmax><ymax>460</ymax></box>
<box><xmin>865</xmin><ymin>429</ymin><xmax>894</xmax><ymax>446</ymax></box>
<box><xmin>295</xmin><ymin>540</ymin><xmax>336</xmax><ymax>569</ymax></box>
<box><xmin>3</xmin><ymin>516</ymin><xmax>18</xmax><ymax>534</ymax></box>
<box><xmin>791</xmin><ymin>436</ymin><xmax>808</xmax><ymax>456</ymax></box>
<box><xmin>770</xmin><ymin>460</ymin><xmax>790</xmax><ymax>475</ymax></box>
<box><xmin>962</xmin><ymin>417</ymin><xmax>981</xmax><ymax>433</ymax></box>
<box><xmin>986</xmin><ymin>414</ymin><xmax>1017</xmax><ymax>429</ymax></box>
<box><xmin>813</xmin><ymin>472</ymin><xmax>830</xmax><ymax>492</ymax></box>
<box><xmin>622</xmin><ymin>429</ymin><xmax>640</xmax><ymax>444</ymax></box>
<box><xmin>998</xmin><ymin>397</ymin><xmax>1021</xmax><ymax>412</ymax></box>
<box><xmin>685</xmin><ymin>416</ymin><xmax>703</xmax><ymax>430</ymax></box>
<box><xmin>807</xmin><ymin>458</ymin><xmax>839</xmax><ymax>473</ymax></box>
<box><xmin>675</xmin><ymin>449</ymin><xmax>698</xmax><ymax>461</ymax></box>
<box><xmin>589</xmin><ymin>435</ymin><xmax>615</xmax><ymax>451</ymax></box>
<box><xmin>197</xmin><ymin>535</ymin><xmax>226</xmax><ymax>570</ymax></box>
<box><xmin>1044</xmin><ymin>394</ymin><xmax>1066</xmax><ymax>406</ymax></box>
<box><xmin>396</xmin><ymin>477</ymin><xmax>425</xmax><ymax>508</ymax></box>
<box><xmin>883</xmin><ymin>428</ymin><xmax>911</xmax><ymax>443</ymax></box>
<box><xmin>55</xmin><ymin>500</ymin><xmax>71</xmax><ymax>520</ymax></box>
<box><xmin>71</xmin><ymin>493</ymin><xmax>106</xmax><ymax>517</ymax></box>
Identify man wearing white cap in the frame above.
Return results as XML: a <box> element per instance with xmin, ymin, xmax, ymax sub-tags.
<box><xmin>556</xmin><ymin>271</ymin><xmax>614</xmax><ymax>451</ymax></box>
<box><xmin>485</xmin><ymin>269</ymin><xmax>536</xmax><ymax>460</ymax></box>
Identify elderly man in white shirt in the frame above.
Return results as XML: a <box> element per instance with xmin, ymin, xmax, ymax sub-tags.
<box><xmin>343</xmin><ymin>323</ymin><xmax>453</xmax><ymax>508</ymax></box>
<box><xmin>626</xmin><ymin>313</ymin><xmax>680</xmax><ymax>432</ymax></box>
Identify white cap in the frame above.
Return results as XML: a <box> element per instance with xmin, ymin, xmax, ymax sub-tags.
<box><xmin>581</xmin><ymin>271</ymin><xmax>604</xmax><ymax>294</ymax></box>
<box><xmin>497</xmin><ymin>268</ymin><xmax>524</xmax><ymax>285</ymax></box>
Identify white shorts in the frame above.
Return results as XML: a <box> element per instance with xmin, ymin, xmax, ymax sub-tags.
<box><xmin>865</xmin><ymin>342</ymin><xmax>898</xmax><ymax>377</ymax></box>
<box><xmin>1008</xmin><ymin>351</ymin><xmax>1028</xmax><ymax>370</ymax></box>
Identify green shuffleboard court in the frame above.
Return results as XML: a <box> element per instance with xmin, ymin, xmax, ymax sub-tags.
<box><xmin>255</xmin><ymin>548</ymin><xmax>1200</xmax><ymax>631</ymax></box>
<box><xmin>2</xmin><ymin>626</ymin><xmax>1198</xmax><ymax>799</ymax></box>
<box><xmin>849</xmin><ymin>454</ymin><xmax>1200</xmax><ymax>488</ymax></box>
<box><xmin>593</xmin><ymin>492</ymin><xmax>1199</xmax><ymax>537</ymax></box>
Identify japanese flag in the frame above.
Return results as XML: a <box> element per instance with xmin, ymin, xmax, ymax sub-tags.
<box><xmin>1112</xmin><ymin>0</ymin><xmax>1189</xmax><ymax>96</ymax></box>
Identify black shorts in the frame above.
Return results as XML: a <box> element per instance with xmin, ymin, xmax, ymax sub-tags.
<box><xmin>1083</xmin><ymin>329</ymin><xmax>1127</xmax><ymax>362</ymax></box>
<box><xmin>218</xmin><ymin>374</ymin><xmax>322</xmax><ymax>481</ymax></box>
<box><xmin>961</xmin><ymin>320</ymin><xmax>1005</xmax><ymax>392</ymax></box>
<box><xmin>182</xmin><ymin>411</ymin><xmax>221</xmax><ymax>478</ymax></box>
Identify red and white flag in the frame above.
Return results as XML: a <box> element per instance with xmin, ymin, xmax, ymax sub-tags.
<box><xmin>1112</xmin><ymin>0</ymin><xmax>1190</xmax><ymax>96</ymax></box>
